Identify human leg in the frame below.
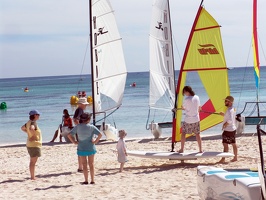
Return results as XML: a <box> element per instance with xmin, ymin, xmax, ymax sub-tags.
<box><xmin>193</xmin><ymin>122</ymin><xmax>202</xmax><ymax>152</ymax></box>
<box><xmin>178</xmin><ymin>133</ymin><xmax>186</xmax><ymax>153</ymax></box>
<box><xmin>120</xmin><ymin>162</ymin><xmax>125</xmax><ymax>172</ymax></box>
<box><xmin>88</xmin><ymin>155</ymin><xmax>95</xmax><ymax>183</ymax></box>
<box><xmin>50</xmin><ymin>130</ymin><xmax>58</xmax><ymax>142</ymax></box>
<box><xmin>231</xmin><ymin>143</ymin><xmax>238</xmax><ymax>162</ymax></box>
<box><xmin>218</xmin><ymin>143</ymin><xmax>228</xmax><ymax>163</ymax></box>
<box><xmin>80</xmin><ymin>156</ymin><xmax>88</xmax><ymax>183</ymax></box>
<box><xmin>29</xmin><ymin>157</ymin><xmax>38</xmax><ymax>180</ymax></box>
<box><xmin>178</xmin><ymin>122</ymin><xmax>188</xmax><ymax>153</ymax></box>
<box><xmin>78</xmin><ymin>156</ymin><xmax>83</xmax><ymax>172</ymax></box>
<box><xmin>195</xmin><ymin>133</ymin><xmax>202</xmax><ymax>153</ymax></box>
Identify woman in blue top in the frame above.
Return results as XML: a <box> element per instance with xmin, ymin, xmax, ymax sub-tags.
<box><xmin>68</xmin><ymin>112</ymin><xmax>102</xmax><ymax>185</ymax></box>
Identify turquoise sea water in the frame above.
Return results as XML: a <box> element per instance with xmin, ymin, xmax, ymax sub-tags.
<box><xmin>1</xmin><ymin>68</ymin><xmax>266</xmax><ymax>145</ymax></box>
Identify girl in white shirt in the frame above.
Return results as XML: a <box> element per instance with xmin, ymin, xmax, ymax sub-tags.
<box><xmin>116</xmin><ymin>130</ymin><xmax>127</xmax><ymax>172</ymax></box>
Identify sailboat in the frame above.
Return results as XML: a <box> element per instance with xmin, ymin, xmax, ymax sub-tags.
<box><xmin>197</xmin><ymin>0</ymin><xmax>266</xmax><ymax>199</ymax></box>
<box><xmin>237</xmin><ymin>0</ymin><xmax>266</xmax><ymax>128</ymax></box>
<box><xmin>87</xmin><ymin>0</ymin><xmax>127</xmax><ymax>141</ymax></box>
<box><xmin>146</xmin><ymin>0</ymin><xmax>176</xmax><ymax>139</ymax></box>
<box><xmin>126</xmin><ymin>0</ymin><xmax>235</xmax><ymax>160</ymax></box>
<box><xmin>171</xmin><ymin>0</ymin><xmax>229</xmax><ymax>151</ymax></box>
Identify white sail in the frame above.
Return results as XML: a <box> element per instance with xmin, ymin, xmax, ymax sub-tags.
<box><xmin>91</xmin><ymin>0</ymin><xmax>127</xmax><ymax>114</ymax></box>
<box><xmin>149</xmin><ymin>0</ymin><xmax>175</xmax><ymax>111</ymax></box>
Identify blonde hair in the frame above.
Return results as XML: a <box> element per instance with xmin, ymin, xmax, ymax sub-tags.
<box><xmin>118</xmin><ymin>130</ymin><xmax>127</xmax><ymax>138</ymax></box>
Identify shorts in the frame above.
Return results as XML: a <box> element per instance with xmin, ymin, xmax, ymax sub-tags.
<box><xmin>222</xmin><ymin>130</ymin><xmax>236</xmax><ymax>144</ymax></box>
<box><xmin>77</xmin><ymin>150</ymin><xmax>96</xmax><ymax>156</ymax></box>
<box><xmin>182</xmin><ymin>121</ymin><xmax>200</xmax><ymax>134</ymax></box>
<box><xmin>61</xmin><ymin>127</ymin><xmax>71</xmax><ymax>137</ymax></box>
<box><xmin>27</xmin><ymin>147</ymin><xmax>41</xmax><ymax>157</ymax></box>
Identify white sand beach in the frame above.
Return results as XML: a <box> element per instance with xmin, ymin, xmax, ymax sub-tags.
<box><xmin>0</xmin><ymin>134</ymin><xmax>265</xmax><ymax>200</ymax></box>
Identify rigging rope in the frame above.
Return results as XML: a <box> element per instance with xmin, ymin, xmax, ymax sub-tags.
<box><xmin>76</xmin><ymin>34</ymin><xmax>90</xmax><ymax>93</ymax></box>
<box><xmin>236</xmin><ymin>38</ymin><xmax>252</xmax><ymax>112</ymax></box>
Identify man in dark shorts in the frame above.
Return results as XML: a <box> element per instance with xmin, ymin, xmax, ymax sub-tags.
<box><xmin>218</xmin><ymin>96</ymin><xmax>237</xmax><ymax>163</ymax></box>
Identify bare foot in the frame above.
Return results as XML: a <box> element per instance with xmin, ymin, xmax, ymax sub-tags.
<box><xmin>198</xmin><ymin>150</ymin><xmax>203</xmax><ymax>153</ymax></box>
<box><xmin>217</xmin><ymin>159</ymin><xmax>226</xmax><ymax>164</ymax></box>
<box><xmin>178</xmin><ymin>149</ymin><xmax>183</xmax><ymax>153</ymax></box>
<box><xmin>230</xmin><ymin>158</ymin><xmax>237</xmax><ymax>162</ymax></box>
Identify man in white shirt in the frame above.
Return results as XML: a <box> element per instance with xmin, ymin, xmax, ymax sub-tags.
<box><xmin>218</xmin><ymin>95</ymin><xmax>237</xmax><ymax>163</ymax></box>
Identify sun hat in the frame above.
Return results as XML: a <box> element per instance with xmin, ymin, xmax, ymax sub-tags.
<box><xmin>224</xmin><ymin>96</ymin><xmax>234</xmax><ymax>103</ymax></box>
<box><xmin>29</xmin><ymin>110</ymin><xmax>41</xmax><ymax>116</ymax></box>
<box><xmin>80</xmin><ymin>113</ymin><xmax>92</xmax><ymax>122</ymax></box>
<box><xmin>77</xmin><ymin>97</ymin><xmax>89</xmax><ymax>105</ymax></box>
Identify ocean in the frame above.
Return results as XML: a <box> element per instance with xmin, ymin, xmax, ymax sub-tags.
<box><xmin>1</xmin><ymin>67</ymin><xmax>266</xmax><ymax>145</ymax></box>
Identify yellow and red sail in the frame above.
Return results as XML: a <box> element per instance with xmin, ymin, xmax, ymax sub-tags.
<box><xmin>172</xmin><ymin>1</ymin><xmax>230</xmax><ymax>143</ymax></box>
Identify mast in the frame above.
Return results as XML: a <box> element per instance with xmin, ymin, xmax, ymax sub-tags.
<box><xmin>148</xmin><ymin>0</ymin><xmax>176</xmax><ymax>132</ymax></box>
<box><xmin>89</xmin><ymin>0</ymin><xmax>96</xmax><ymax>125</ymax></box>
<box><xmin>168</xmin><ymin>0</ymin><xmax>176</xmax><ymax>94</ymax></box>
<box><xmin>171</xmin><ymin>0</ymin><xmax>204</xmax><ymax>151</ymax></box>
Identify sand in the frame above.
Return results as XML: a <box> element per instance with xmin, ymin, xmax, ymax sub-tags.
<box><xmin>0</xmin><ymin>133</ymin><xmax>265</xmax><ymax>200</ymax></box>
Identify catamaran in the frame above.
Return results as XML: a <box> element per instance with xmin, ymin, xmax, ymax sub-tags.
<box><xmin>80</xmin><ymin>0</ymin><xmax>127</xmax><ymax>141</ymax></box>
<box><xmin>197</xmin><ymin>0</ymin><xmax>266</xmax><ymax>199</ymax></box>
<box><xmin>237</xmin><ymin>0</ymin><xmax>266</xmax><ymax>128</ymax></box>
<box><xmin>126</xmin><ymin>0</ymin><xmax>234</xmax><ymax>161</ymax></box>
<box><xmin>146</xmin><ymin>0</ymin><xmax>176</xmax><ymax>139</ymax></box>
<box><xmin>171</xmin><ymin>0</ymin><xmax>229</xmax><ymax>151</ymax></box>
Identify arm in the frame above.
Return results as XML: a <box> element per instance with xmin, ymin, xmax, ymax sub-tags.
<box><xmin>67</xmin><ymin>133</ymin><xmax>78</xmax><ymax>144</ymax></box>
<box><xmin>28</xmin><ymin>125</ymin><xmax>38</xmax><ymax>141</ymax></box>
<box><xmin>198</xmin><ymin>106</ymin><xmax>202</xmax><ymax>113</ymax></box>
<box><xmin>92</xmin><ymin>132</ymin><xmax>102</xmax><ymax>144</ymax></box>
<box><xmin>222</xmin><ymin>109</ymin><xmax>234</xmax><ymax>129</ymax></box>
<box><xmin>21</xmin><ymin>123</ymin><xmax>37</xmax><ymax>141</ymax></box>
<box><xmin>73</xmin><ymin>108</ymin><xmax>80</xmax><ymax>125</ymax></box>
<box><xmin>73</xmin><ymin>118</ymin><xmax>79</xmax><ymax>125</ymax></box>
<box><xmin>21</xmin><ymin>124</ymin><xmax>27</xmax><ymax>133</ymax></box>
<box><xmin>123</xmin><ymin>142</ymin><xmax>127</xmax><ymax>156</ymax></box>
<box><xmin>68</xmin><ymin>118</ymin><xmax>73</xmax><ymax>129</ymax></box>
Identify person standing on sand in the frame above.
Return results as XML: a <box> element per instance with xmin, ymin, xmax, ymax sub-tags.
<box><xmin>21</xmin><ymin>110</ymin><xmax>42</xmax><ymax>180</ymax></box>
<box><xmin>218</xmin><ymin>95</ymin><xmax>238</xmax><ymax>163</ymax></box>
<box><xmin>68</xmin><ymin>113</ymin><xmax>102</xmax><ymax>185</ymax></box>
<box><xmin>178</xmin><ymin>86</ymin><xmax>202</xmax><ymax>153</ymax></box>
<box><xmin>116</xmin><ymin>130</ymin><xmax>128</xmax><ymax>172</ymax></box>
<box><xmin>73</xmin><ymin>97</ymin><xmax>90</xmax><ymax>172</ymax></box>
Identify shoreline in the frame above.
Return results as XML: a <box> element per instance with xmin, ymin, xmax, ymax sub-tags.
<box><xmin>0</xmin><ymin>132</ymin><xmax>257</xmax><ymax>148</ymax></box>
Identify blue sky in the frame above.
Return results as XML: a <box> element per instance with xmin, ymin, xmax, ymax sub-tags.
<box><xmin>0</xmin><ymin>0</ymin><xmax>266</xmax><ymax>78</ymax></box>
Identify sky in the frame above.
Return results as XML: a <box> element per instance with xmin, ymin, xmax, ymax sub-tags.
<box><xmin>0</xmin><ymin>0</ymin><xmax>266</xmax><ymax>79</ymax></box>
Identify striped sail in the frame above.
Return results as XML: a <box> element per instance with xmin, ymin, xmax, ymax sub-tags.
<box><xmin>172</xmin><ymin>0</ymin><xmax>230</xmax><ymax>143</ymax></box>
<box><xmin>90</xmin><ymin>0</ymin><xmax>127</xmax><ymax>123</ymax></box>
<box><xmin>252</xmin><ymin>0</ymin><xmax>260</xmax><ymax>99</ymax></box>
<box><xmin>149</xmin><ymin>0</ymin><xmax>175</xmax><ymax>112</ymax></box>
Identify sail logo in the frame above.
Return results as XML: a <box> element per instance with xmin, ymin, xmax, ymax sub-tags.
<box><xmin>97</xmin><ymin>27</ymin><xmax>108</xmax><ymax>35</ymax></box>
<box><xmin>198</xmin><ymin>44</ymin><xmax>219</xmax><ymax>55</ymax></box>
<box><xmin>155</xmin><ymin>21</ymin><xmax>163</xmax><ymax>31</ymax></box>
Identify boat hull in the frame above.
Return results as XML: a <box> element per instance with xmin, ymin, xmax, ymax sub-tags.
<box><xmin>100</xmin><ymin>123</ymin><xmax>118</xmax><ymax>142</ymax></box>
<box><xmin>197</xmin><ymin>166</ymin><xmax>262</xmax><ymax>200</ymax></box>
